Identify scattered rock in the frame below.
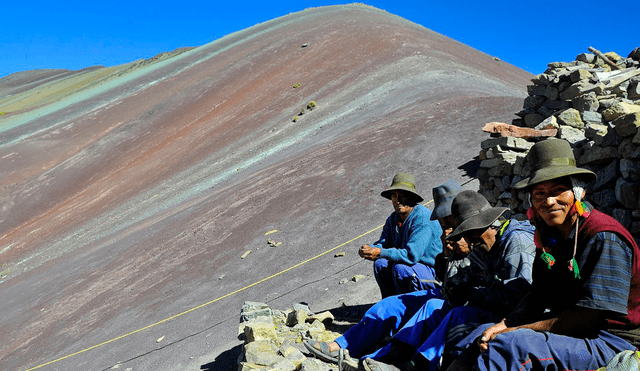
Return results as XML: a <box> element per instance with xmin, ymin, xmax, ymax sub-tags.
<box><xmin>286</xmin><ymin>309</ymin><xmax>308</xmax><ymax>327</ymax></box>
<box><xmin>584</xmin><ymin>123</ymin><xmax>608</xmax><ymax>143</ymax></box>
<box><xmin>591</xmin><ymin>189</ymin><xmax>618</xmax><ymax>210</ymax></box>
<box><xmin>352</xmin><ymin>274</ymin><xmax>366</xmax><ymax>282</ymax></box>
<box><xmin>280</xmin><ymin>344</ymin><xmax>307</xmax><ymax>368</ymax></box>
<box><xmin>300</xmin><ymin>358</ymin><xmax>334</xmax><ymax>371</ymax></box>
<box><xmin>524</xmin><ymin>113</ymin><xmax>545</xmax><ymax>127</ymax></box>
<box><xmin>582</xmin><ymin>111</ymin><xmax>603</xmax><ymax>125</ymax></box>
<box><xmin>573</xmin><ymin>92</ymin><xmax>599</xmax><ymax>112</ymax></box>
<box><xmin>558</xmin><ymin>125</ymin><xmax>587</xmax><ymax>145</ymax></box>
<box><xmin>604</xmin><ymin>102</ymin><xmax>640</xmax><ymax>122</ymax></box>
<box><xmin>621</xmin><ymin>158</ymin><xmax>640</xmax><ymax>180</ymax></box>
<box><xmin>241</xmin><ymin>302</ymin><xmax>274</xmax><ymax>323</ymax></box>
<box><xmin>556</xmin><ymin>108</ymin><xmax>585</xmax><ymax>129</ymax></box>
<box><xmin>481</xmin><ymin>137</ymin><xmax>533</xmax><ymax>152</ymax></box>
<box><xmin>616</xmin><ymin>178</ymin><xmax>640</xmax><ymax>210</ymax></box>
<box><xmin>244</xmin><ymin>322</ymin><xmax>279</xmax><ymax>342</ymax></box>
<box><xmin>292</xmin><ymin>303</ymin><xmax>313</xmax><ymax>315</ymax></box>
<box><xmin>534</xmin><ymin>115</ymin><xmax>559</xmax><ymax>130</ymax></box>
<box><xmin>613</xmin><ymin>113</ymin><xmax>640</xmax><ymax>138</ymax></box>
<box><xmin>308</xmin><ymin>311</ymin><xmax>334</xmax><ymax>325</ymax></box>
<box><xmin>591</xmin><ymin>160</ymin><xmax>620</xmax><ymax>192</ymax></box>
<box><xmin>243</xmin><ymin>341</ymin><xmax>283</xmax><ymax>367</ymax></box>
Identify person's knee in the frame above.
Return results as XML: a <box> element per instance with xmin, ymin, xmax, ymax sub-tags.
<box><xmin>374</xmin><ymin>258</ymin><xmax>390</xmax><ymax>273</ymax></box>
<box><xmin>392</xmin><ymin>263</ymin><xmax>413</xmax><ymax>280</ymax></box>
<box><xmin>483</xmin><ymin>329</ymin><xmax>534</xmax><ymax>358</ymax></box>
<box><xmin>368</xmin><ymin>296</ymin><xmax>406</xmax><ymax>320</ymax></box>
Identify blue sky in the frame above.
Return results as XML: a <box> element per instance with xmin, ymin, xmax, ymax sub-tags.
<box><xmin>1</xmin><ymin>1</ymin><xmax>638</xmax><ymax>78</ymax></box>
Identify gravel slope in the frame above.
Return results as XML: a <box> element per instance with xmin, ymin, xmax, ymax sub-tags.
<box><xmin>0</xmin><ymin>4</ymin><xmax>531</xmax><ymax>371</ymax></box>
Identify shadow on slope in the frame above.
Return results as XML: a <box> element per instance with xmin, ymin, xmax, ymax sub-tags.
<box><xmin>200</xmin><ymin>344</ymin><xmax>243</xmax><ymax>371</ymax></box>
<box><xmin>458</xmin><ymin>156</ymin><xmax>480</xmax><ymax>179</ymax></box>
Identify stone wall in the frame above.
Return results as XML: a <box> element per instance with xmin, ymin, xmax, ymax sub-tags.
<box><xmin>478</xmin><ymin>47</ymin><xmax>640</xmax><ymax>237</ymax></box>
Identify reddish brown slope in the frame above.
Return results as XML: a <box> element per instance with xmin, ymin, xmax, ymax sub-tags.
<box><xmin>0</xmin><ymin>4</ymin><xmax>532</xmax><ymax>371</ymax></box>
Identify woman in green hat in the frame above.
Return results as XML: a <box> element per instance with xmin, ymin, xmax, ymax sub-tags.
<box><xmin>449</xmin><ymin>138</ymin><xmax>640</xmax><ymax>371</ymax></box>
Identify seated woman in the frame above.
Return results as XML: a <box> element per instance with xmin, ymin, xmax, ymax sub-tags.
<box><xmin>448</xmin><ymin>138</ymin><xmax>640</xmax><ymax>371</ymax></box>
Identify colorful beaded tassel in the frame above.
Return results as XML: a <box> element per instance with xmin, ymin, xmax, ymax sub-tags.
<box><xmin>540</xmin><ymin>252</ymin><xmax>556</xmax><ymax>269</ymax></box>
<box><xmin>568</xmin><ymin>257</ymin><xmax>581</xmax><ymax>279</ymax></box>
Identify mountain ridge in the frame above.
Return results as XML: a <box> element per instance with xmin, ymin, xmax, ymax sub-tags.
<box><xmin>0</xmin><ymin>4</ymin><xmax>532</xmax><ymax>370</ymax></box>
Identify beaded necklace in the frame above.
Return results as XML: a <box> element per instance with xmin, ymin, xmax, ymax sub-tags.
<box><xmin>531</xmin><ymin>200</ymin><xmax>589</xmax><ymax>279</ymax></box>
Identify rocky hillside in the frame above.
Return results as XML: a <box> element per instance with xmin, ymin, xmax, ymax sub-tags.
<box><xmin>0</xmin><ymin>47</ymin><xmax>194</xmax><ymax>116</ymax></box>
<box><xmin>0</xmin><ymin>4</ymin><xmax>532</xmax><ymax>371</ymax></box>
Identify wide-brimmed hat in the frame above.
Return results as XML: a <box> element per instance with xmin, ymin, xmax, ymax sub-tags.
<box><xmin>430</xmin><ymin>179</ymin><xmax>462</xmax><ymax>220</ymax></box>
<box><xmin>380</xmin><ymin>173</ymin><xmax>424</xmax><ymax>203</ymax></box>
<box><xmin>513</xmin><ymin>138</ymin><xmax>596</xmax><ymax>190</ymax></box>
<box><xmin>447</xmin><ymin>190</ymin><xmax>507</xmax><ymax>240</ymax></box>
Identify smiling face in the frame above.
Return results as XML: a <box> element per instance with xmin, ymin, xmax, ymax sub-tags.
<box><xmin>531</xmin><ymin>179</ymin><xmax>576</xmax><ymax>231</ymax></box>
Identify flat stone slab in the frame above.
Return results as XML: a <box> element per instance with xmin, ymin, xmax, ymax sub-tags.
<box><xmin>482</xmin><ymin>122</ymin><xmax>557</xmax><ymax>139</ymax></box>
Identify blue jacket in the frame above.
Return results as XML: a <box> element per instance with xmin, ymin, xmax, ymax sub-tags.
<box><xmin>373</xmin><ymin>204</ymin><xmax>443</xmax><ymax>267</ymax></box>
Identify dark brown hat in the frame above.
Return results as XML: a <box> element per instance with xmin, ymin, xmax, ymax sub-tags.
<box><xmin>513</xmin><ymin>138</ymin><xmax>596</xmax><ymax>190</ymax></box>
<box><xmin>380</xmin><ymin>173</ymin><xmax>424</xmax><ymax>203</ymax></box>
<box><xmin>447</xmin><ymin>190</ymin><xmax>507</xmax><ymax>240</ymax></box>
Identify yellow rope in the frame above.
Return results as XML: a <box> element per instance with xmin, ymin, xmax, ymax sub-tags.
<box><xmin>25</xmin><ymin>199</ymin><xmax>434</xmax><ymax>371</ymax></box>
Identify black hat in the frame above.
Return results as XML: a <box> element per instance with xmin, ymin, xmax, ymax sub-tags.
<box><xmin>447</xmin><ymin>190</ymin><xmax>507</xmax><ymax>240</ymax></box>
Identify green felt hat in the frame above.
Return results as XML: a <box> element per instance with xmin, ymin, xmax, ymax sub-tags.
<box><xmin>381</xmin><ymin>173</ymin><xmax>424</xmax><ymax>203</ymax></box>
<box><xmin>513</xmin><ymin>138</ymin><xmax>596</xmax><ymax>190</ymax></box>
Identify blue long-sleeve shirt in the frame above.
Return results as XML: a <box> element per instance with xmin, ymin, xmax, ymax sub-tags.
<box><xmin>372</xmin><ymin>204</ymin><xmax>443</xmax><ymax>267</ymax></box>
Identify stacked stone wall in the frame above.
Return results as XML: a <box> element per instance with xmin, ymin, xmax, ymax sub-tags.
<box><xmin>478</xmin><ymin>47</ymin><xmax>640</xmax><ymax>236</ymax></box>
